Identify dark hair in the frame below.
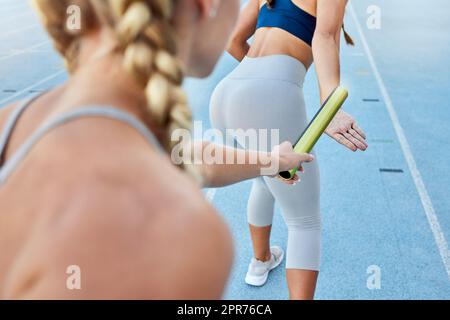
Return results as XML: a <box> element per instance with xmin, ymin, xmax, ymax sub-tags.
<box><xmin>265</xmin><ymin>0</ymin><xmax>354</xmax><ymax>45</ymax></box>
<box><xmin>342</xmin><ymin>24</ymin><xmax>354</xmax><ymax>46</ymax></box>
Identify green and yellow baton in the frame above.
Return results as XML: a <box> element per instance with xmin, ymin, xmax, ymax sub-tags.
<box><xmin>278</xmin><ymin>86</ymin><xmax>349</xmax><ymax>180</ymax></box>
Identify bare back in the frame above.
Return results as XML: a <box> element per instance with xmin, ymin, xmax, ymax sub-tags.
<box><xmin>248</xmin><ymin>0</ymin><xmax>318</xmax><ymax>68</ymax></box>
<box><xmin>0</xmin><ymin>86</ymin><xmax>232</xmax><ymax>299</ymax></box>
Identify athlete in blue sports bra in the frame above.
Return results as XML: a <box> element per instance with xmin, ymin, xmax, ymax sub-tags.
<box><xmin>257</xmin><ymin>0</ymin><xmax>317</xmax><ymax>46</ymax></box>
<box><xmin>211</xmin><ymin>0</ymin><xmax>368</xmax><ymax>299</ymax></box>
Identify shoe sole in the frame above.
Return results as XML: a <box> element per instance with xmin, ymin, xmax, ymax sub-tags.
<box><xmin>245</xmin><ymin>248</ymin><xmax>284</xmax><ymax>287</ymax></box>
<box><xmin>245</xmin><ymin>273</ymin><xmax>268</xmax><ymax>287</ymax></box>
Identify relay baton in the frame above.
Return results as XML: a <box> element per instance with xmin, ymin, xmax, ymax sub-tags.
<box><xmin>278</xmin><ymin>86</ymin><xmax>349</xmax><ymax>180</ymax></box>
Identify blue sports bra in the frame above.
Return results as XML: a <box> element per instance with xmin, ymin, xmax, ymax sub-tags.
<box><xmin>256</xmin><ymin>0</ymin><xmax>317</xmax><ymax>46</ymax></box>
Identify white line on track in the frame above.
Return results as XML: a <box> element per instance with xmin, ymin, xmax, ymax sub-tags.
<box><xmin>0</xmin><ymin>24</ymin><xmax>37</xmax><ymax>40</ymax></box>
<box><xmin>0</xmin><ymin>4</ymin><xmax>27</xmax><ymax>15</ymax></box>
<box><xmin>0</xmin><ymin>70</ymin><xmax>65</xmax><ymax>107</ymax></box>
<box><xmin>349</xmin><ymin>2</ymin><xmax>450</xmax><ymax>280</ymax></box>
<box><xmin>205</xmin><ymin>189</ymin><xmax>217</xmax><ymax>202</ymax></box>
<box><xmin>0</xmin><ymin>10</ymin><xmax>32</xmax><ymax>24</ymax></box>
<box><xmin>0</xmin><ymin>40</ymin><xmax>50</xmax><ymax>62</ymax></box>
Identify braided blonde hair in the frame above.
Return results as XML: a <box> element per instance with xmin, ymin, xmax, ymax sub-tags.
<box><xmin>32</xmin><ymin>0</ymin><xmax>201</xmax><ymax>181</ymax></box>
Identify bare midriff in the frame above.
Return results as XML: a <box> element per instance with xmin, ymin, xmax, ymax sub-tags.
<box><xmin>247</xmin><ymin>27</ymin><xmax>314</xmax><ymax>69</ymax></box>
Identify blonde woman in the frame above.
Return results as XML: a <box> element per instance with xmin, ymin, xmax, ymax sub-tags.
<box><xmin>210</xmin><ymin>0</ymin><xmax>368</xmax><ymax>299</ymax></box>
<box><xmin>0</xmin><ymin>0</ymin><xmax>315</xmax><ymax>299</ymax></box>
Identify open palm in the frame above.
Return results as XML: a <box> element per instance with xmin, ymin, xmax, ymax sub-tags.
<box><xmin>325</xmin><ymin>110</ymin><xmax>368</xmax><ymax>151</ymax></box>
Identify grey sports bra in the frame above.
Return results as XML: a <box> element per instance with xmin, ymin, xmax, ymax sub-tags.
<box><xmin>0</xmin><ymin>93</ymin><xmax>164</xmax><ymax>185</ymax></box>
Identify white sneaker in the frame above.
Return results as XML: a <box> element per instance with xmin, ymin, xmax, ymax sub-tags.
<box><xmin>245</xmin><ymin>246</ymin><xmax>284</xmax><ymax>286</ymax></box>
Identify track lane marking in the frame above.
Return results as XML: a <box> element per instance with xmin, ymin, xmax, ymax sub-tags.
<box><xmin>349</xmin><ymin>1</ymin><xmax>450</xmax><ymax>280</ymax></box>
<box><xmin>0</xmin><ymin>70</ymin><xmax>65</xmax><ymax>107</ymax></box>
<box><xmin>0</xmin><ymin>40</ymin><xmax>50</xmax><ymax>62</ymax></box>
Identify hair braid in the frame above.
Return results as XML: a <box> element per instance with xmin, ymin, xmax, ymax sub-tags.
<box><xmin>31</xmin><ymin>0</ymin><xmax>97</xmax><ymax>71</ymax></box>
<box><xmin>32</xmin><ymin>0</ymin><xmax>201</xmax><ymax>182</ymax></box>
<box><xmin>112</xmin><ymin>0</ymin><xmax>199</xmax><ymax>180</ymax></box>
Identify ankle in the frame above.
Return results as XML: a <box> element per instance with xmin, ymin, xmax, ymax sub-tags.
<box><xmin>255</xmin><ymin>250</ymin><xmax>272</xmax><ymax>262</ymax></box>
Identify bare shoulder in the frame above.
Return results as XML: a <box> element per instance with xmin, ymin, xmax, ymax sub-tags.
<box><xmin>0</xmin><ymin>101</ymin><xmax>20</xmax><ymax>128</ymax></box>
<box><xmin>6</xmin><ymin>122</ymin><xmax>233</xmax><ymax>299</ymax></box>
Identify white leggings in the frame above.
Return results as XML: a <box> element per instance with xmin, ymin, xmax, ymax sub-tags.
<box><xmin>210</xmin><ymin>55</ymin><xmax>321</xmax><ymax>270</ymax></box>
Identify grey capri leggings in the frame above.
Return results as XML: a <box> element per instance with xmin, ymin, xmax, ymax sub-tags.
<box><xmin>210</xmin><ymin>55</ymin><xmax>321</xmax><ymax>270</ymax></box>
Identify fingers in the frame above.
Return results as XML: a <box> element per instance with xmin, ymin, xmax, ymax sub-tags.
<box><xmin>288</xmin><ymin>174</ymin><xmax>300</xmax><ymax>185</ymax></box>
<box><xmin>348</xmin><ymin>128</ymin><xmax>368</xmax><ymax>149</ymax></box>
<box><xmin>349</xmin><ymin>129</ymin><xmax>368</xmax><ymax>150</ymax></box>
<box><xmin>277</xmin><ymin>174</ymin><xmax>298</xmax><ymax>185</ymax></box>
<box><xmin>291</xmin><ymin>174</ymin><xmax>300</xmax><ymax>184</ymax></box>
<box><xmin>352</xmin><ymin>122</ymin><xmax>367</xmax><ymax>139</ymax></box>
<box><xmin>281</xmin><ymin>141</ymin><xmax>293</xmax><ymax>149</ymax></box>
<box><xmin>344</xmin><ymin>131</ymin><xmax>367</xmax><ymax>151</ymax></box>
<box><xmin>275</xmin><ymin>141</ymin><xmax>293</xmax><ymax>153</ymax></box>
<box><xmin>335</xmin><ymin>133</ymin><xmax>357</xmax><ymax>151</ymax></box>
<box><xmin>296</xmin><ymin>153</ymin><xmax>315</xmax><ymax>163</ymax></box>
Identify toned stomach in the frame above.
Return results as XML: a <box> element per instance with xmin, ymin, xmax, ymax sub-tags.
<box><xmin>247</xmin><ymin>27</ymin><xmax>314</xmax><ymax>70</ymax></box>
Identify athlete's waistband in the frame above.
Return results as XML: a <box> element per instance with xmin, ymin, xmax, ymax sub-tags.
<box><xmin>227</xmin><ymin>54</ymin><xmax>307</xmax><ymax>86</ymax></box>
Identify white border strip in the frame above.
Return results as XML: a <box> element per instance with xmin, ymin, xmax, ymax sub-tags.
<box><xmin>0</xmin><ymin>70</ymin><xmax>65</xmax><ymax>107</ymax></box>
<box><xmin>349</xmin><ymin>2</ymin><xmax>450</xmax><ymax>280</ymax></box>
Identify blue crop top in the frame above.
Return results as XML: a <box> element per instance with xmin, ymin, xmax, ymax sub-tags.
<box><xmin>256</xmin><ymin>0</ymin><xmax>317</xmax><ymax>46</ymax></box>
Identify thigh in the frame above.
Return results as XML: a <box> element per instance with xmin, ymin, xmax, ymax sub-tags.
<box><xmin>247</xmin><ymin>177</ymin><xmax>276</xmax><ymax>227</ymax></box>
<box><xmin>263</xmin><ymin>152</ymin><xmax>320</xmax><ymax>226</ymax></box>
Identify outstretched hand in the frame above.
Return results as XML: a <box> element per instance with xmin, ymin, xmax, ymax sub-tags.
<box><xmin>325</xmin><ymin>110</ymin><xmax>368</xmax><ymax>151</ymax></box>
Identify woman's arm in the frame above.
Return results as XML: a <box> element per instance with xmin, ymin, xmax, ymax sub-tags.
<box><xmin>312</xmin><ymin>0</ymin><xmax>347</xmax><ymax>102</ymax></box>
<box><xmin>196</xmin><ymin>141</ymin><xmax>314</xmax><ymax>188</ymax></box>
<box><xmin>227</xmin><ymin>0</ymin><xmax>260</xmax><ymax>61</ymax></box>
<box><xmin>312</xmin><ymin>0</ymin><xmax>368</xmax><ymax>152</ymax></box>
